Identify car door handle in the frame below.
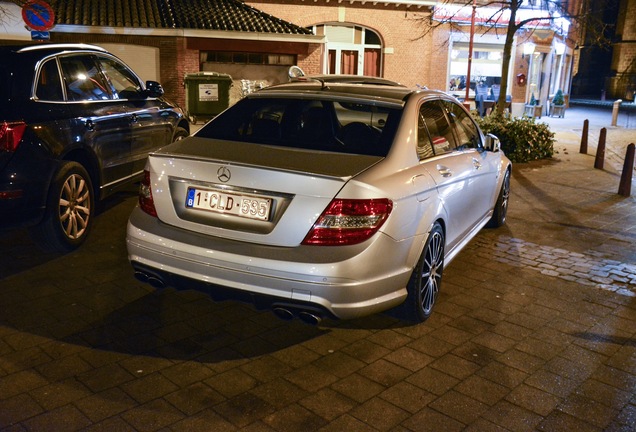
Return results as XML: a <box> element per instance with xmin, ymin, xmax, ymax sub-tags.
<box><xmin>472</xmin><ymin>158</ymin><xmax>482</xmax><ymax>169</ymax></box>
<box><xmin>84</xmin><ymin>119</ymin><xmax>95</xmax><ymax>131</ymax></box>
<box><xmin>131</xmin><ymin>114</ymin><xmax>139</xmax><ymax>123</ymax></box>
<box><xmin>436</xmin><ymin>165</ymin><xmax>452</xmax><ymax>177</ymax></box>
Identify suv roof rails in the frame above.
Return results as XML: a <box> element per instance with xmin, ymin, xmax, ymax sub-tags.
<box><xmin>17</xmin><ymin>43</ymin><xmax>107</xmax><ymax>53</ymax></box>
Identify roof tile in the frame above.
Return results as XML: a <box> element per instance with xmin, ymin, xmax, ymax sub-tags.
<box><xmin>48</xmin><ymin>0</ymin><xmax>312</xmax><ymax>34</ymax></box>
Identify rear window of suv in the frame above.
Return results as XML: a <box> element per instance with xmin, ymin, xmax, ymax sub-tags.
<box><xmin>36</xmin><ymin>58</ymin><xmax>64</xmax><ymax>101</ymax></box>
<box><xmin>197</xmin><ymin>96</ymin><xmax>402</xmax><ymax>157</ymax></box>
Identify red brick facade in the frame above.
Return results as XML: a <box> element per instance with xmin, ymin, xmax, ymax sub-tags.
<box><xmin>247</xmin><ymin>2</ymin><xmax>440</xmax><ymax>89</ymax></box>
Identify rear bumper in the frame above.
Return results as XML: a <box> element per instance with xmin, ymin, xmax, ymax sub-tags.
<box><xmin>0</xmin><ymin>150</ymin><xmax>54</xmax><ymax>230</ymax></box>
<box><xmin>0</xmin><ymin>206</ymin><xmax>44</xmax><ymax>229</ymax></box>
<box><xmin>126</xmin><ymin>207</ymin><xmax>415</xmax><ymax>320</ymax></box>
<box><xmin>0</xmin><ymin>186</ymin><xmax>46</xmax><ymax>229</ymax></box>
<box><xmin>130</xmin><ymin>261</ymin><xmax>338</xmax><ymax>321</ymax></box>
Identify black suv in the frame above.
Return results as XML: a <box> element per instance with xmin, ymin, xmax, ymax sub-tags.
<box><xmin>0</xmin><ymin>43</ymin><xmax>189</xmax><ymax>251</ymax></box>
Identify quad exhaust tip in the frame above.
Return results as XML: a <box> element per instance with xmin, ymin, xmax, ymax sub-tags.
<box><xmin>273</xmin><ymin>307</ymin><xmax>294</xmax><ymax>321</ymax></box>
<box><xmin>273</xmin><ymin>307</ymin><xmax>322</xmax><ymax>325</ymax></box>
<box><xmin>133</xmin><ymin>274</ymin><xmax>323</xmax><ymax>325</ymax></box>
<box><xmin>134</xmin><ymin>271</ymin><xmax>166</xmax><ymax>289</ymax></box>
<box><xmin>298</xmin><ymin>311</ymin><xmax>321</xmax><ymax>325</ymax></box>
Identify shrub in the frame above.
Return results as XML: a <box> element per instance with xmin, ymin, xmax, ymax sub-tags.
<box><xmin>529</xmin><ymin>93</ymin><xmax>537</xmax><ymax>105</ymax></box>
<box><xmin>476</xmin><ymin>114</ymin><xmax>555</xmax><ymax>163</ymax></box>
<box><xmin>552</xmin><ymin>89</ymin><xmax>564</xmax><ymax>106</ymax></box>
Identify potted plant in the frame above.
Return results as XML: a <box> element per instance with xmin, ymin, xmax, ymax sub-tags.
<box><xmin>524</xmin><ymin>93</ymin><xmax>543</xmax><ymax>118</ymax></box>
<box><xmin>550</xmin><ymin>89</ymin><xmax>566</xmax><ymax>117</ymax></box>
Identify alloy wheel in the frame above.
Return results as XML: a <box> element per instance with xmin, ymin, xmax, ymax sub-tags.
<box><xmin>501</xmin><ymin>171</ymin><xmax>511</xmax><ymax>221</ymax></box>
<box><xmin>420</xmin><ymin>229</ymin><xmax>444</xmax><ymax>315</ymax></box>
<box><xmin>58</xmin><ymin>173</ymin><xmax>91</xmax><ymax>240</ymax></box>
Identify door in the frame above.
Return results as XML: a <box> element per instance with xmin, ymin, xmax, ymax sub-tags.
<box><xmin>417</xmin><ymin>101</ymin><xmax>476</xmax><ymax>250</ymax></box>
<box><xmin>442</xmin><ymin>100</ymin><xmax>499</xmax><ymax>222</ymax></box>
<box><xmin>96</xmin><ymin>55</ymin><xmax>173</xmax><ymax>176</ymax></box>
<box><xmin>58</xmin><ymin>54</ymin><xmax>133</xmax><ymax>193</ymax></box>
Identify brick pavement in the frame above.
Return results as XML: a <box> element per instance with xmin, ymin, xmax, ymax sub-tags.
<box><xmin>0</xmin><ymin>108</ymin><xmax>635</xmax><ymax>431</ymax></box>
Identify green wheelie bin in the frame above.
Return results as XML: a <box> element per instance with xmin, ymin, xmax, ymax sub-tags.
<box><xmin>184</xmin><ymin>72</ymin><xmax>232</xmax><ymax>124</ymax></box>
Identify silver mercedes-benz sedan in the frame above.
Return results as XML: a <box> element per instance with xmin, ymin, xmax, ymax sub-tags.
<box><xmin>126</xmin><ymin>78</ymin><xmax>511</xmax><ymax>324</ymax></box>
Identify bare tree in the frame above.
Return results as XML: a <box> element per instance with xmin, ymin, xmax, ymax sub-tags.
<box><xmin>0</xmin><ymin>1</ymin><xmax>22</xmax><ymax>28</ymax></box>
<box><xmin>0</xmin><ymin>3</ymin><xmax>12</xmax><ymax>24</ymax></box>
<box><xmin>414</xmin><ymin>0</ymin><xmax>604</xmax><ymax>115</ymax></box>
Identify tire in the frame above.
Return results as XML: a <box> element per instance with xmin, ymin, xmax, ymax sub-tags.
<box><xmin>487</xmin><ymin>169</ymin><xmax>511</xmax><ymax>228</ymax></box>
<box><xmin>172</xmin><ymin>126</ymin><xmax>189</xmax><ymax>142</ymax></box>
<box><xmin>31</xmin><ymin>162</ymin><xmax>94</xmax><ymax>252</ymax></box>
<box><xmin>401</xmin><ymin>222</ymin><xmax>445</xmax><ymax>323</ymax></box>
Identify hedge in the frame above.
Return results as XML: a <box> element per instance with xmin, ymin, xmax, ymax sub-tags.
<box><xmin>475</xmin><ymin>114</ymin><xmax>555</xmax><ymax>163</ymax></box>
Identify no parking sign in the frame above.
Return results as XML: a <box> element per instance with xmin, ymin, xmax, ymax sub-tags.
<box><xmin>21</xmin><ymin>0</ymin><xmax>55</xmax><ymax>32</ymax></box>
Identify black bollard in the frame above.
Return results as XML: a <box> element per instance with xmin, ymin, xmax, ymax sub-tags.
<box><xmin>618</xmin><ymin>143</ymin><xmax>635</xmax><ymax>197</ymax></box>
<box><xmin>580</xmin><ymin>119</ymin><xmax>589</xmax><ymax>154</ymax></box>
<box><xmin>594</xmin><ymin>127</ymin><xmax>606</xmax><ymax>170</ymax></box>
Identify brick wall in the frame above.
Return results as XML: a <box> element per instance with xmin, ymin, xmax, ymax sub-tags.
<box><xmin>612</xmin><ymin>0</ymin><xmax>636</xmax><ymax>76</ymax></box>
<box><xmin>512</xmin><ymin>48</ymin><xmax>529</xmax><ymax>103</ymax></box>
<box><xmin>297</xmin><ymin>43</ymin><xmax>323</xmax><ymax>76</ymax></box>
<box><xmin>173</xmin><ymin>37</ymin><xmax>201</xmax><ymax>109</ymax></box>
<box><xmin>608</xmin><ymin>0</ymin><xmax>636</xmax><ymax>99</ymax></box>
<box><xmin>246</xmin><ymin>1</ymin><xmax>437</xmax><ymax>88</ymax></box>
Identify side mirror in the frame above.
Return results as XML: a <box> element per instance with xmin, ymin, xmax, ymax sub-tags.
<box><xmin>145</xmin><ymin>80</ymin><xmax>164</xmax><ymax>98</ymax></box>
<box><xmin>484</xmin><ymin>133</ymin><xmax>500</xmax><ymax>152</ymax></box>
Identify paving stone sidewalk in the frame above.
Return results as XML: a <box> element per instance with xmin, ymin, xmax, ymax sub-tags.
<box><xmin>0</xmin><ymin>108</ymin><xmax>634</xmax><ymax>431</ymax></box>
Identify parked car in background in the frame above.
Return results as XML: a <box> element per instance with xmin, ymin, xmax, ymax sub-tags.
<box><xmin>127</xmin><ymin>78</ymin><xmax>511</xmax><ymax>324</ymax></box>
<box><xmin>0</xmin><ymin>43</ymin><xmax>190</xmax><ymax>251</ymax></box>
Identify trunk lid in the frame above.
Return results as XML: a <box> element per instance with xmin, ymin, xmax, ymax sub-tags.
<box><xmin>147</xmin><ymin>137</ymin><xmax>383</xmax><ymax>247</ymax></box>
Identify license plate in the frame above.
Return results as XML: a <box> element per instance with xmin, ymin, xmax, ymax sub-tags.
<box><xmin>186</xmin><ymin>187</ymin><xmax>271</xmax><ymax>221</ymax></box>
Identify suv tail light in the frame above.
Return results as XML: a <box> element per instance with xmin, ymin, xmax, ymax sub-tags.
<box><xmin>302</xmin><ymin>198</ymin><xmax>393</xmax><ymax>246</ymax></box>
<box><xmin>0</xmin><ymin>121</ymin><xmax>27</xmax><ymax>152</ymax></box>
<box><xmin>139</xmin><ymin>170</ymin><xmax>157</xmax><ymax>217</ymax></box>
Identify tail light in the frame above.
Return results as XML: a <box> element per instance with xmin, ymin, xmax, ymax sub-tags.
<box><xmin>139</xmin><ymin>170</ymin><xmax>157</xmax><ymax>217</ymax></box>
<box><xmin>0</xmin><ymin>121</ymin><xmax>27</xmax><ymax>152</ymax></box>
<box><xmin>302</xmin><ymin>198</ymin><xmax>393</xmax><ymax>246</ymax></box>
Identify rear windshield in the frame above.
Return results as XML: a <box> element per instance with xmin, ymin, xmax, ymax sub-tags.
<box><xmin>196</xmin><ymin>96</ymin><xmax>402</xmax><ymax>157</ymax></box>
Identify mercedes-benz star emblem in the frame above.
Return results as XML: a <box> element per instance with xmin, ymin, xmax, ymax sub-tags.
<box><xmin>217</xmin><ymin>166</ymin><xmax>231</xmax><ymax>183</ymax></box>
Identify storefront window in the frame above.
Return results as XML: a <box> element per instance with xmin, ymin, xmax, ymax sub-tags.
<box><xmin>448</xmin><ymin>43</ymin><xmax>503</xmax><ymax>95</ymax></box>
